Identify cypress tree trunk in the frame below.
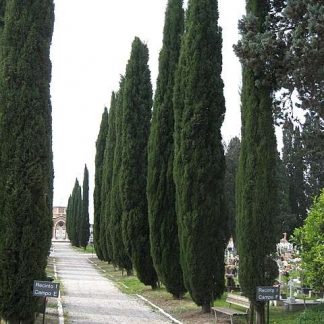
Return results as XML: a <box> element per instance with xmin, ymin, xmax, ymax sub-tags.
<box><xmin>0</xmin><ymin>0</ymin><xmax>54</xmax><ymax>321</ymax></box>
<box><xmin>147</xmin><ymin>0</ymin><xmax>186</xmax><ymax>298</ymax></box>
<box><xmin>93</xmin><ymin>108</ymin><xmax>109</xmax><ymax>260</ymax></box>
<box><xmin>173</xmin><ymin>0</ymin><xmax>226</xmax><ymax>311</ymax></box>
<box><xmin>80</xmin><ymin>164</ymin><xmax>90</xmax><ymax>249</ymax></box>
<box><xmin>101</xmin><ymin>93</ymin><xmax>117</xmax><ymax>263</ymax></box>
<box><xmin>110</xmin><ymin>77</ymin><xmax>132</xmax><ymax>273</ymax></box>
<box><xmin>120</xmin><ymin>37</ymin><xmax>158</xmax><ymax>288</ymax></box>
<box><xmin>236</xmin><ymin>1</ymin><xmax>278</xmax><ymax>323</ymax></box>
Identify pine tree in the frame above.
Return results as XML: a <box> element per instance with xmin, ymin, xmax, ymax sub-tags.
<box><xmin>224</xmin><ymin>137</ymin><xmax>241</xmax><ymax>243</ymax></box>
<box><xmin>93</xmin><ymin>108</ymin><xmax>109</xmax><ymax>260</ymax></box>
<box><xmin>110</xmin><ymin>77</ymin><xmax>133</xmax><ymax>274</ymax></box>
<box><xmin>69</xmin><ymin>179</ymin><xmax>81</xmax><ymax>247</ymax></box>
<box><xmin>80</xmin><ymin>164</ymin><xmax>90</xmax><ymax>249</ymax></box>
<box><xmin>173</xmin><ymin>0</ymin><xmax>226</xmax><ymax>312</ymax></box>
<box><xmin>0</xmin><ymin>1</ymin><xmax>54</xmax><ymax>321</ymax></box>
<box><xmin>120</xmin><ymin>37</ymin><xmax>158</xmax><ymax>288</ymax></box>
<box><xmin>101</xmin><ymin>93</ymin><xmax>117</xmax><ymax>263</ymax></box>
<box><xmin>236</xmin><ymin>1</ymin><xmax>278</xmax><ymax>322</ymax></box>
<box><xmin>147</xmin><ymin>0</ymin><xmax>186</xmax><ymax>298</ymax></box>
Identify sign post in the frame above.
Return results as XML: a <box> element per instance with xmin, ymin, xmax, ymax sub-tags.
<box><xmin>256</xmin><ymin>286</ymin><xmax>280</xmax><ymax>324</ymax></box>
<box><xmin>33</xmin><ymin>280</ymin><xmax>60</xmax><ymax>323</ymax></box>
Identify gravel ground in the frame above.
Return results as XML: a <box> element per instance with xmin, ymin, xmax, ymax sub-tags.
<box><xmin>51</xmin><ymin>242</ymin><xmax>170</xmax><ymax>324</ymax></box>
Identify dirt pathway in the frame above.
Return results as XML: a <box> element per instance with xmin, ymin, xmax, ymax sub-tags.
<box><xmin>51</xmin><ymin>242</ymin><xmax>170</xmax><ymax>323</ymax></box>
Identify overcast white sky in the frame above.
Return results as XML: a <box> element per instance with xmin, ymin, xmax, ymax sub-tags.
<box><xmin>50</xmin><ymin>0</ymin><xmax>246</xmax><ymax>220</ymax></box>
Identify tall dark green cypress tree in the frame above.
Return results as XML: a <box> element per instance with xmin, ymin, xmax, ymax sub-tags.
<box><xmin>236</xmin><ymin>1</ymin><xmax>278</xmax><ymax>322</ymax></box>
<box><xmin>0</xmin><ymin>0</ymin><xmax>54</xmax><ymax>321</ymax></box>
<box><xmin>282</xmin><ymin>119</ymin><xmax>307</xmax><ymax>231</ymax></box>
<box><xmin>302</xmin><ymin>111</ymin><xmax>324</xmax><ymax>203</ymax></box>
<box><xmin>66</xmin><ymin>194</ymin><xmax>72</xmax><ymax>241</ymax></box>
<box><xmin>224</xmin><ymin>137</ymin><xmax>241</xmax><ymax>243</ymax></box>
<box><xmin>110</xmin><ymin>77</ymin><xmax>133</xmax><ymax>274</ymax></box>
<box><xmin>93</xmin><ymin>108</ymin><xmax>109</xmax><ymax>260</ymax></box>
<box><xmin>173</xmin><ymin>0</ymin><xmax>226</xmax><ymax>312</ymax></box>
<box><xmin>120</xmin><ymin>37</ymin><xmax>158</xmax><ymax>288</ymax></box>
<box><xmin>80</xmin><ymin>164</ymin><xmax>90</xmax><ymax>249</ymax></box>
<box><xmin>147</xmin><ymin>0</ymin><xmax>186</xmax><ymax>298</ymax></box>
<box><xmin>101</xmin><ymin>93</ymin><xmax>117</xmax><ymax>263</ymax></box>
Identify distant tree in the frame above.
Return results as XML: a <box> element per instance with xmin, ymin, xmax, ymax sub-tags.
<box><xmin>302</xmin><ymin>111</ymin><xmax>324</xmax><ymax>204</ymax></box>
<box><xmin>173</xmin><ymin>0</ymin><xmax>226</xmax><ymax>312</ymax></box>
<box><xmin>101</xmin><ymin>93</ymin><xmax>117</xmax><ymax>263</ymax></box>
<box><xmin>236</xmin><ymin>1</ymin><xmax>278</xmax><ymax>322</ymax></box>
<box><xmin>282</xmin><ymin>119</ymin><xmax>307</xmax><ymax>230</ymax></box>
<box><xmin>0</xmin><ymin>0</ymin><xmax>54</xmax><ymax>321</ymax></box>
<box><xmin>93</xmin><ymin>108</ymin><xmax>109</xmax><ymax>260</ymax></box>
<box><xmin>234</xmin><ymin>0</ymin><xmax>324</xmax><ymax>119</ymax></box>
<box><xmin>110</xmin><ymin>77</ymin><xmax>133</xmax><ymax>274</ymax></box>
<box><xmin>275</xmin><ymin>154</ymin><xmax>296</xmax><ymax>238</ymax></box>
<box><xmin>80</xmin><ymin>164</ymin><xmax>90</xmax><ymax>249</ymax></box>
<box><xmin>224</xmin><ymin>137</ymin><xmax>241</xmax><ymax>243</ymax></box>
<box><xmin>293</xmin><ymin>190</ymin><xmax>324</xmax><ymax>292</ymax></box>
<box><xmin>147</xmin><ymin>0</ymin><xmax>186</xmax><ymax>298</ymax></box>
<box><xmin>120</xmin><ymin>37</ymin><xmax>158</xmax><ymax>288</ymax></box>
<box><xmin>68</xmin><ymin>179</ymin><xmax>82</xmax><ymax>247</ymax></box>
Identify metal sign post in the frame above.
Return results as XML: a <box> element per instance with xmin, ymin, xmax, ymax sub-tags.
<box><xmin>33</xmin><ymin>280</ymin><xmax>60</xmax><ymax>323</ymax></box>
<box><xmin>256</xmin><ymin>286</ymin><xmax>280</xmax><ymax>324</ymax></box>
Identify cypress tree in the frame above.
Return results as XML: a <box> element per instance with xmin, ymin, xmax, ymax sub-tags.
<box><xmin>80</xmin><ymin>164</ymin><xmax>90</xmax><ymax>249</ymax></box>
<box><xmin>236</xmin><ymin>1</ymin><xmax>278</xmax><ymax>322</ymax></box>
<box><xmin>74</xmin><ymin>182</ymin><xmax>82</xmax><ymax>247</ymax></box>
<box><xmin>173</xmin><ymin>0</ymin><xmax>226</xmax><ymax>312</ymax></box>
<box><xmin>120</xmin><ymin>37</ymin><xmax>158</xmax><ymax>288</ymax></box>
<box><xmin>93</xmin><ymin>108</ymin><xmax>109</xmax><ymax>260</ymax></box>
<box><xmin>282</xmin><ymin>119</ymin><xmax>307</xmax><ymax>231</ymax></box>
<box><xmin>66</xmin><ymin>195</ymin><xmax>72</xmax><ymax>241</ymax></box>
<box><xmin>101</xmin><ymin>93</ymin><xmax>117</xmax><ymax>263</ymax></box>
<box><xmin>0</xmin><ymin>0</ymin><xmax>54</xmax><ymax>321</ymax></box>
<box><xmin>302</xmin><ymin>111</ymin><xmax>324</xmax><ymax>203</ymax></box>
<box><xmin>110</xmin><ymin>77</ymin><xmax>133</xmax><ymax>274</ymax></box>
<box><xmin>147</xmin><ymin>0</ymin><xmax>186</xmax><ymax>298</ymax></box>
<box><xmin>224</xmin><ymin>137</ymin><xmax>241</xmax><ymax>243</ymax></box>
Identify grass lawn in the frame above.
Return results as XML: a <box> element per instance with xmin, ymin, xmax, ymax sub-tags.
<box><xmin>86</xmin><ymin>256</ymin><xmax>312</xmax><ymax>324</ymax></box>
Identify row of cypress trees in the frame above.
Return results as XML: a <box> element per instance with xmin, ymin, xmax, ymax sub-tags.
<box><xmin>66</xmin><ymin>165</ymin><xmax>90</xmax><ymax>249</ymax></box>
<box><xmin>0</xmin><ymin>0</ymin><xmax>55</xmax><ymax>322</ymax></box>
<box><xmin>94</xmin><ymin>0</ymin><xmax>227</xmax><ymax>312</ymax></box>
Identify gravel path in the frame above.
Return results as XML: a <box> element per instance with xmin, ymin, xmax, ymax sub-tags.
<box><xmin>52</xmin><ymin>242</ymin><xmax>170</xmax><ymax>323</ymax></box>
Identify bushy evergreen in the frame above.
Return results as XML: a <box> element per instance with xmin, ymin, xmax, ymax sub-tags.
<box><xmin>173</xmin><ymin>0</ymin><xmax>226</xmax><ymax>312</ymax></box>
<box><xmin>110</xmin><ymin>77</ymin><xmax>132</xmax><ymax>273</ymax></box>
<box><xmin>0</xmin><ymin>0</ymin><xmax>54</xmax><ymax>321</ymax></box>
<box><xmin>101</xmin><ymin>93</ymin><xmax>117</xmax><ymax>262</ymax></box>
<box><xmin>93</xmin><ymin>108</ymin><xmax>109</xmax><ymax>260</ymax></box>
<box><xmin>236</xmin><ymin>0</ymin><xmax>278</xmax><ymax>322</ymax></box>
<box><xmin>120</xmin><ymin>37</ymin><xmax>158</xmax><ymax>288</ymax></box>
<box><xmin>147</xmin><ymin>0</ymin><xmax>186</xmax><ymax>298</ymax></box>
<box><xmin>80</xmin><ymin>164</ymin><xmax>90</xmax><ymax>249</ymax></box>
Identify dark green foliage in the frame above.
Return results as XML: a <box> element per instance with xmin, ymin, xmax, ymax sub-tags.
<box><xmin>275</xmin><ymin>154</ymin><xmax>296</xmax><ymax>238</ymax></box>
<box><xmin>302</xmin><ymin>112</ymin><xmax>324</xmax><ymax>204</ymax></box>
<box><xmin>101</xmin><ymin>93</ymin><xmax>117</xmax><ymax>263</ymax></box>
<box><xmin>93</xmin><ymin>108</ymin><xmax>109</xmax><ymax>260</ymax></box>
<box><xmin>67</xmin><ymin>179</ymin><xmax>82</xmax><ymax>247</ymax></box>
<box><xmin>80</xmin><ymin>165</ymin><xmax>90</xmax><ymax>249</ymax></box>
<box><xmin>236</xmin><ymin>0</ymin><xmax>278</xmax><ymax>321</ymax></box>
<box><xmin>120</xmin><ymin>37</ymin><xmax>158</xmax><ymax>288</ymax></box>
<box><xmin>282</xmin><ymin>119</ymin><xmax>307</xmax><ymax>230</ymax></box>
<box><xmin>110</xmin><ymin>77</ymin><xmax>132</xmax><ymax>273</ymax></box>
<box><xmin>173</xmin><ymin>0</ymin><xmax>226</xmax><ymax>311</ymax></box>
<box><xmin>0</xmin><ymin>0</ymin><xmax>54</xmax><ymax>321</ymax></box>
<box><xmin>147</xmin><ymin>0</ymin><xmax>186</xmax><ymax>298</ymax></box>
<box><xmin>234</xmin><ymin>0</ymin><xmax>324</xmax><ymax>118</ymax></box>
<box><xmin>224</xmin><ymin>137</ymin><xmax>241</xmax><ymax>243</ymax></box>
